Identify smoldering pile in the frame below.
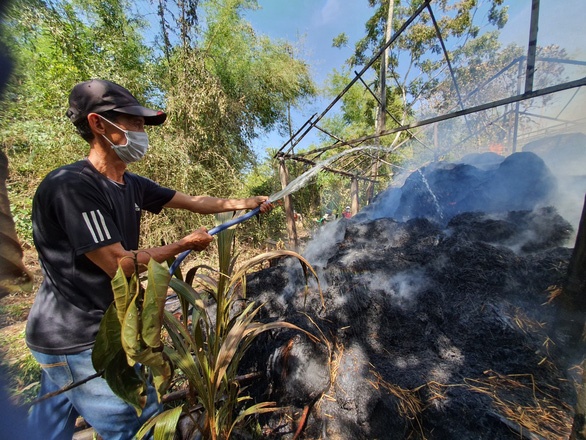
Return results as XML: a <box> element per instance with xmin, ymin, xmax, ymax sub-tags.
<box><xmin>239</xmin><ymin>150</ymin><xmax>584</xmax><ymax>440</ymax></box>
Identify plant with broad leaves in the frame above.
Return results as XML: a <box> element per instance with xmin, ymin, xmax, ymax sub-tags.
<box><xmin>93</xmin><ymin>211</ymin><xmax>322</xmax><ymax>439</ymax></box>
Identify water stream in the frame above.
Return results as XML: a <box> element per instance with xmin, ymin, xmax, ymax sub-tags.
<box><xmin>417</xmin><ymin>169</ymin><xmax>444</xmax><ymax>221</ymax></box>
<box><xmin>268</xmin><ymin>145</ymin><xmax>393</xmax><ymax>203</ymax></box>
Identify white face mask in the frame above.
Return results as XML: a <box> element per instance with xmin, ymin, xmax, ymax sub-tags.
<box><xmin>98</xmin><ymin>115</ymin><xmax>149</xmax><ymax>164</ymax></box>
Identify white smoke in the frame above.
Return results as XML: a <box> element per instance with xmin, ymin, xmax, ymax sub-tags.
<box><xmin>302</xmin><ymin>219</ymin><xmax>346</xmax><ymax>268</ymax></box>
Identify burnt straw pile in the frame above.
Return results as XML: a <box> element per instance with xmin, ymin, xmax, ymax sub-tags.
<box><xmin>240</xmin><ymin>151</ymin><xmax>584</xmax><ymax>439</ymax></box>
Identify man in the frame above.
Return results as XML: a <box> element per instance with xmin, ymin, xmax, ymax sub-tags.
<box><xmin>342</xmin><ymin>206</ymin><xmax>352</xmax><ymax>218</ymax></box>
<box><xmin>322</xmin><ymin>209</ymin><xmax>335</xmax><ymax>222</ymax></box>
<box><xmin>25</xmin><ymin>79</ymin><xmax>272</xmax><ymax>440</ymax></box>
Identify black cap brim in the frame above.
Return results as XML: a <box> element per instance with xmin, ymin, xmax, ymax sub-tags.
<box><xmin>113</xmin><ymin>106</ymin><xmax>167</xmax><ymax>126</ymax></box>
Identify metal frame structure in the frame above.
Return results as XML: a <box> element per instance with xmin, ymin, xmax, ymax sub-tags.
<box><xmin>273</xmin><ymin>0</ymin><xmax>586</xmax><ymax>248</ymax></box>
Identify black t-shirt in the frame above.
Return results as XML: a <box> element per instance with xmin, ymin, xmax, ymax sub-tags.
<box><xmin>26</xmin><ymin>159</ymin><xmax>175</xmax><ymax>355</ymax></box>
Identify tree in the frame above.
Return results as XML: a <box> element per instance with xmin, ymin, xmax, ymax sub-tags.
<box><xmin>0</xmin><ymin>0</ymin><xmax>156</xmax><ymax>244</ymax></box>
<box><xmin>314</xmin><ymin>0</ymin><xmax>510</xmax><ymax>207</ymax></box>
<box><xmin>1</xmin><ymin>0</ymin><xmax>316</xmax><ymax>248</ymax></box>
<box><xmin>429</xmin><ymin>35</ymin><xmax>571</xmax><ymax>156</ymax></box>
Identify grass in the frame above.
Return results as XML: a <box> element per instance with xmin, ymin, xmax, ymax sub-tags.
<box><xmin>0</xmin><ymin>302</ymin><xmax>31</xmax><ymax>325</ymax></box>
<box><xmin>0</xmin><ymin>254</ymin><xmax>43</xmax><ymax>408</ymax></box>
<box><xmin>0</xmin><ymin>322</ymin><xmax>41</xmax><ymax>405</ymax></box>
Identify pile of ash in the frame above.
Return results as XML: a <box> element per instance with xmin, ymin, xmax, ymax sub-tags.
<box><xmin>363</xmin><ymin>152</ymin><xmax>558</xmax><ymax>226</ymax></box>
<box><xmin>239</xmin><ymin>150</ymin><xmax>584</xmax><ymax>439</ymax></box>
<box><xmin>241</xmin><ymin>209</ymin><xmax>578</xmax><ymax>439</ymax></box>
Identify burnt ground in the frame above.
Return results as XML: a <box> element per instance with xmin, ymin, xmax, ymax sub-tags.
<box><xmin>240</xmin><ymin>208</ymin><xmax>581</xmax><ymax>440</ymax></box>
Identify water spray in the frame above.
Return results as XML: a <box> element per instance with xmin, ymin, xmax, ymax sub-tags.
<box><xmin>169</xmin><ymin>145</ymin><xmax>394</xmax><ymax>274</ymax></box>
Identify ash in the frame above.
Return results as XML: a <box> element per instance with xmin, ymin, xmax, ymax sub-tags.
<box><xmin>240</xmin><ymin>152</ymin><xmax>583</xmax><ymax>440</ymax></box>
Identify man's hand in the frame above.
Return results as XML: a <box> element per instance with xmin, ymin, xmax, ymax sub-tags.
<box><xmin>86</xmin><ymin>227</ymin><xmax>213</xmax><ymax>278</ymax></box>
<box><xmin>181</xmin><ymin>227</ymin><xmax>213</xmax><ymax>252</ymax></box>
<box><xmin>253</xmin><ymin>196</ymin><xmax>273</xmax><ymax>214</ymax></box>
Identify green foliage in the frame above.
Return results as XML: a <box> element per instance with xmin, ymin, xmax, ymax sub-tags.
<box><xmin>1</xmin><ymin>0</ymin><xmax>316</xmax><ymax>250</ymax></box>
<box><xmin>240</xmin><ymin>154</ymin><xmax>322</xmax><ymax>242</ymax></box>
<box><xmin>332</xmin><ymin>32</ymin><xmax>349</xmax><ymax>49</ymax></box>
<box><xmin>306</xmin><ymin>0</ymin><xmax>513</xmax><ymax>212</ymax></box>
<box><xmin>93</xmin><ymin>215</ymin><xmax>321</xmax><ymax>439</ymax></box>
<box><xmin>1</xmin><ymin>0</ymin><xmax>155</xmax><ymax>160</ymax></box>
<box><xmin>202</xmin><ymin>0</ymin><xmax>315</xmax><ymax>135</ymax></box>
<box><xmin>93</xmin><ymin>259</ymin><xmax>173</xmax><ymax>415</ymax></box>
<box><xmin>424</xmin><ymin>33</ymin><xmax>570</xmax><ymax>156</ymax></box>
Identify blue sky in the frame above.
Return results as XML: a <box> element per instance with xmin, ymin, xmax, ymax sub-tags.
<box><xmin>243</xmin><ymin>0</ymin><xmax>374</xmax><ymax>157</ymax></box>
<box><xmin>244</xmin><ymin>0</ymin><xmax>372</xmax><ymax>86</ymax></box>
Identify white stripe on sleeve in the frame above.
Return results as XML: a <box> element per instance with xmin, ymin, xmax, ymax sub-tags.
<box><xmin>90</xmin><ymin>211</ymin><xmax>104</xmax><ymax>242</ymax></box>
<box><xmin>96</xmin><ymin>210</ymin><xmax>111</xmax><ymax>240</ymax></box>
<box><xmin>82</xmin><ymin>212</ymin><xmax>99</xmax><ymax>244</ymax></box>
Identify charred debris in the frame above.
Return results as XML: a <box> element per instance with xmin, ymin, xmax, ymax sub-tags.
<box><xmin>240</xmin><ymin>150</ymin><xmax>585</xmax><ymax>439</ymax></box>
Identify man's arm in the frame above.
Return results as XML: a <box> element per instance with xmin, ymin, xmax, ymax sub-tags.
<box><xmin>164</xmin><ymin>192</ymin><xmax>272</xmax><ymax>214</ymax></box>
<box><xmin>85</xmin><ymin>227</ymin><xmax>213</xmax><ymax>278</ymax></box>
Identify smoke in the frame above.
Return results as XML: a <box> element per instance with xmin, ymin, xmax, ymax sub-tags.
<box><xmin>364</xmin><ymin>270</ymin><xmax>429</xmax><ymax>308</ymax></box>
<box><xmin>353</xmin><ymin>142</ymin><xmax>585</xmax><ymax>247</ymax></box>
<box><xmin>522</xmin><ymin>132</ymin><xmax>586</xmax><ymax>232</ymax></box>
<box><xmin>302</xmin><ymin>219</ymin><xmax>346</xmax><ymax>269</ymax></box>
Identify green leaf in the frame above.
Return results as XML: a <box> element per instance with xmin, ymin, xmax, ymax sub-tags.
<box><xmin>142</xmin><ymin>259</ymin><xmax>171</xmax><ymax>348</ymax></box>
<box><xmin>121</xmin><ymin>289</ymin><xmax>142</xmax><ymax>362</ymax></box>
<box><xmin>136</xmin><ymin>404</ymin><xmax>185</xmax><ymax>440</ymax></box>
<box><xmin>163</xmin><ymin>312</ymin><xmax>207</xmax><ymax>379</ymax></box>
<box><xmin>92</xmin><ymin>304</ymin><xmax>123</xmax><ymax>373</ymax></box>
<box><xmin>121</xmin><ymin>343</ymin><xmax>174</xmax><ymax>403</ymax></box>
<box><xmin>185</xmin><ymin>264</ymin><xmax>217</xmax><ymax>285</ymax></box>
<box><xmin>111</xmin><ymin>265</ymin><xmax>129</xmax><ymax>324</ymax></box>
<box><xmin>150</xmin><ymin>356</ymin><xmax>173</xmax><ymax>402</ymax></box>
<box><xmin>102</xmin><ymin>348</ymin><xmax>147</xmax><ymax>416</ymax></box>
<box><xmin>191</xmin><ymin>305</ymin><xmax>207</xmax><ymax>353</ymax></box>
<box><xmin>169</xmin><ymin>277</ymin><xmax>207</xmax><ymax>310</ymax></box>
<box><xmin>214</xmin><ymin>318</ymin><xmax>249</xmax><ymax>390</ymax></box>
<box><xmin>163</xmin><ymin>346</ymin><xmax>207</xmax><ymax>402</ymax></box>
<box><xmin>232</xmin><ymin>401</ymin><xmax>278</xmax><ymax>427</ymax></box>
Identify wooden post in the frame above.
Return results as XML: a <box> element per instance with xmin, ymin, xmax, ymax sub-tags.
<box><xmin>278</xmin><ymin>158</ymin><xmax>298</xmax><ymax>250</ymax></box>
<box><xmin>568</xmin><ymin>195</ymin><xmax>586</xmax><ymax>440</ymax></box>
<box><xmin>351</xmin><ymin>177</ymin><xmax>359</xmax><ymax>215</ymax></box>
<box><xmin>566</xmin><ymin>194</ymin><xmax>586</xmax><ymax>306</ymax></box>
<box><xmin>366</xmin><ymin>0</ymin><xmax>394</xmax><ymax>203</ymax></box>
<box><xmin>512</xmin><ymin>59</ymin><xmax>524</xmax><ymax>153</ymax></box>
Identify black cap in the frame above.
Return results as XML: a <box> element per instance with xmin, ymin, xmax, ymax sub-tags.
<box><xmin>66</xmin><ymin>79</ymin><xmax>167</xmax><ymax>126</ymax></box>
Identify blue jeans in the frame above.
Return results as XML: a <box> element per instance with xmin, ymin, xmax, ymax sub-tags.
<box><xmin>28</xmin><ymin>348</ymin><xmax>161</xmax><ymax>440</ymax></box>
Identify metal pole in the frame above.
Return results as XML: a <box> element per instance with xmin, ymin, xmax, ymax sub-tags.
<box><xmin>567</xmin><ymin>195</ymin><xmax>586</xmax><ymax>440</ymax></box>
<box><xmin>284</xmin><ymin>0</ymin><xmax>432</xmax><ymax>149</ymax></box>
<box><xmin>525</xmin><ymin>0</ymin><xmax>540</xmax><ymax>94</ymax></box>
<box><xmin>571</xmin><ymin>358</ymin><xmax>586</xmax><ymax>440</ymax></box>
<box><xmin>280</xmin><ymin>154</ymin><xmax>377</xmax><ymax>182</ymax></box>
<box><xmin>564</xmin><ymin>194</ymin><xmax>586</xmax><ymax>316</ymax></box>
<box><xmin>354</xmin><ymin>72</ymin><xmax>434</xmax><ymax>152</ymax></box>
<box><xmin>427</xmin><ymin>4</ymin><xmax>472</xmax><ymax>136</ymax></box>
<box><xmin>319</xmin><ymin>76</ymin><xmax>586</xmax><ymax>151</ymax></box>
<box><xmin>513</xmin><ymin>58</ymin><xmax>524</xmax><ymax>153</ymax></box>
<box><xmin>275</xmin><ymin>114</ymin><xmax>317</xmax><ymax>157</ymax></box>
